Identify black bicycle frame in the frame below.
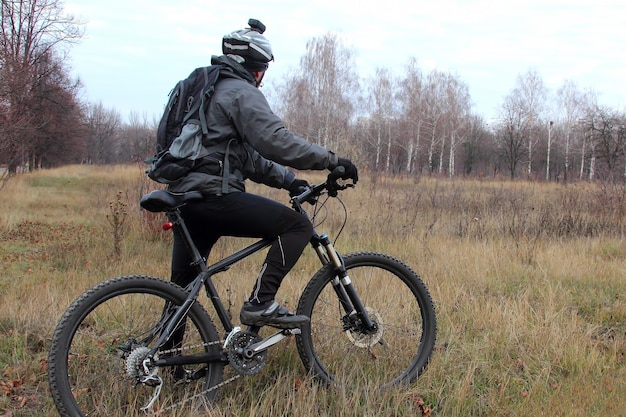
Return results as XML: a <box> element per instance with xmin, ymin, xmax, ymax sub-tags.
<box><xmin>149</xmin><ymin>189</ymin><xmax>376</xmax><ymax>365</ymax></box>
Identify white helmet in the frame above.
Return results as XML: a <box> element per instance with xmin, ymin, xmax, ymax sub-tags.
<box><xmin>222</xmin><ymin>19</ymin><xmax>274</xmax><ymax>70</ymax></box>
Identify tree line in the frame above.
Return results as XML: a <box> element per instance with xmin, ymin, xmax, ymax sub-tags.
<box><xmin>0</xmin><ymin>0</ymin><xmax>154</xmax><ymax>182</ymax></box>
<box><xmin>2</xmin><ymin>0</ymin><xmax>625</xmax><ymax>185</ymax></box>
<box><xmin>277</xmin><ymin>33</ymin><xmax>626</xmax><ymax>183</ymax></box>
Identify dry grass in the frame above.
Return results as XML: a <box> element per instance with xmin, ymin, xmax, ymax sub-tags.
<box><xmin>1</xmin><ymin>165</ymin><xmax>625</xmax><ymax>416</ymax></box>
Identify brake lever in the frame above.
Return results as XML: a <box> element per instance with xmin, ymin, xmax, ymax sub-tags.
<box><xmin>327</xmin><ymin>180</ymin><xmax>354</xmax><ymax>196</ymax></box>
<box><xmin>302</xmin><ymin>187</ymin><xmax>317</xmax><ymax>205</ymax></box>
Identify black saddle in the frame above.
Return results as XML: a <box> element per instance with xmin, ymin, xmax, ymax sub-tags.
<box><xmin>139</xmin><ymin>190</ymin><xmax>203</xmax><ymax>213</ymax></box>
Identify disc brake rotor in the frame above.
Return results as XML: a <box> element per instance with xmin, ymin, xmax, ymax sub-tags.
<box><xmin>345</xmin><ymin>307</ymin><xmax>384</xmax><ymax>348</ymax></box>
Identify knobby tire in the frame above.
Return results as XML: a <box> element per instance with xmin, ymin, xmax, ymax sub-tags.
<box><xmin>295</xmin><ymin>252</ymin><xmax>437</xmax><ymax>389</ymax></box>
<box><xmin>47</xmin><ymin>275</ymin><xmax>224</xmax><ymax>417</ymax></box>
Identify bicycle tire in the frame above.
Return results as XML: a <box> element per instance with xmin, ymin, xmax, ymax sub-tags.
<box><xmin>48</xmin><ymin>275</ymin><xmax>224</xmax><ymax>417</ymax></box>
<box><xmin>295</xmin><ymin>252</ymin><xmax>437</xmax><ymax>389</ymax></box>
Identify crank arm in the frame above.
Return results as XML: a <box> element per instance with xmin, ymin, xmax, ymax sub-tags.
<box><xmin>250</xmin><ymin>328</ymin><xmax>300</xmax><ymax>354</ymax></box>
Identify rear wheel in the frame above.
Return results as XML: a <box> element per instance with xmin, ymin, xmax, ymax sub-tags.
<box><xmin>48</xmin><ymin>275</ymin><xmax>224</xmax><ymax>416</ymax></box>
<box><xmin>296</xmin><ymin>252</ymin><xmax>436</xmax><ymax>389</ymax></box>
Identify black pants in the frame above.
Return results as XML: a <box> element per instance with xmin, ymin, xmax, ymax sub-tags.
<box><xmin>171</xmin><ymin>192</ymin><xmax>314</xmax><ymax>304</ymax></box>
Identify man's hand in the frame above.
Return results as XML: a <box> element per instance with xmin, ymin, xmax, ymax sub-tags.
<box><xmin>288</xmin><ymin>178</ymin><xmax>310</xmax><ymax>197</ymax></box>
<box><xmin>336</xmin><ymin>157</ymin><xmax>358</xmax><ymax>183</ymax></box>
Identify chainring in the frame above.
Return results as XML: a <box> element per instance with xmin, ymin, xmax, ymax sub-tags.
<box><xmin>227</xmin><ymin>331</ymin><xmax>268</xmax><ymax>376</ymax></box>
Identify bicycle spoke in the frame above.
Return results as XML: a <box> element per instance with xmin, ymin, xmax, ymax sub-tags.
<box><xmin>297</xmin><ymin>253</ymin><xmax>436</xmax><ymax>388</ymax></box>
<box><xmin>48</xmin><ymin>276</ymin><xmax>224</xmax><ymax>416</ymax></box>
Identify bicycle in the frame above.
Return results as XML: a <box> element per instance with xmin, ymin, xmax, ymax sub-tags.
<box><xmin>47</xmin><ymin>168</ymin><xmax>437</xmax><ymax>416</ymax></box>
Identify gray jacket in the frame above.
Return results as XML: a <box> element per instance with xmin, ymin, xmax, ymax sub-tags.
<box><xmin>169</xmin><ymin>55</ymin><xmax>338</xmax><ymax>195</ymax></box>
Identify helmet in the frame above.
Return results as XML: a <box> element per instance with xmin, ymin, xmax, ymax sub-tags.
<box><xmin>222</xmin><ymin>19</ymin><xmax>274</xmax><ymax>70</ymax></box>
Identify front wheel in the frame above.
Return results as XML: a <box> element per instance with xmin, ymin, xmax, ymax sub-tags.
<box><xmin>48</xmin><ymin>275</ymin><xmax>224</xmax><ymax>416</ymax></box>
<box><xmin>295</xmin><ymin>252</ymin><xmax>437</xmax><ymax>389</ymax></box>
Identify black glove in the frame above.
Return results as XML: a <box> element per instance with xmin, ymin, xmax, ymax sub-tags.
<box><xmin>288</xmin><ymin>178</ymin><xmax>310</xmax><ymax>197</ymax></box>
<box><xmin>336</xmin><ymin>157</ymin><xmax>359</xmax><ymax>183</ymax></box>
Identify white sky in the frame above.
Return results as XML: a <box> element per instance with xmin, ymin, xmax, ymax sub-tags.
<box><xmin>63</xmin><ymin>0</ymin><xmax>625</xmax><ymax>123</ymax></box>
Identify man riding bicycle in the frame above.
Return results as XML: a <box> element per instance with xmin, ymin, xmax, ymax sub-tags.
<box><xmin>167</xmin><ymin>19</ymin><xmax>358</xmax><ymax>329</ymax></box>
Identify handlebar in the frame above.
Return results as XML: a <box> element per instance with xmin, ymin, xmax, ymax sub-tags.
<box><xmin>290</xmin><ymin>166</ymin><xmax>354</xmax><ymax>207</ymax></box>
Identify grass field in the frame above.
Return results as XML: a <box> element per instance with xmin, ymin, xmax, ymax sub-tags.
<box><xmin>1</xmin><ymin>164</ymin><xmax>625</xmax><ymax>416</ymax></box>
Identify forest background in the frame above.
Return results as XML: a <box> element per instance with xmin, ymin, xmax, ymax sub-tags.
<box><xmin>2</xmin><ymin>0</ymin><xmax>626</xmax><ymax>185</ymax></box>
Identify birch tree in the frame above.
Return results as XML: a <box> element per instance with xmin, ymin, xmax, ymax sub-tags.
<box><xmin>423</xmin><ymin>70</ymin><xmax>447</xmax><ymax>173</ymax></box>
<box><xmin>556</xmin><ymin>80</ymin><xmax>586</xmax><ymax>182</ymax></box>
<box><xmin>368</xmin><ymin>67</ymin><xmax>395</xmax><ymax>172</ymax></box>
<box><xmin>399</xmin><ymin>58</ymin><xmax>423</xmax><ymax>174</ymax></box>
<box><xmin>276</xmin><ymin>32</ymin><xmax>358</xmax><ymax>153</ymax></box>
<box><xmin>513</xmin><ymin>70</ymin><xmax>547</xmax><ymax>178</ymax></box>
<box><xmin>443</xmin><ymin>73</ymin><xmax>471</xmax><ymax>177</ymax></box>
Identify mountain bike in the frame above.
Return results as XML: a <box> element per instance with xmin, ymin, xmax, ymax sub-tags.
<box><xmin>47</xmin><ymin>168</ymin><xmax>437</xmax><ymax>416</ymax></box>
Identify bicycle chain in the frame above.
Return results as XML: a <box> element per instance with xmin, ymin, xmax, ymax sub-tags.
<box><xmin>156</xmin><ymin>338</ymin><xmax>223</xmax><ymax>356</ymax></box>
<box><xmin>150</xmin><ymin>374</ymin><xmax>241</xmax><ymax>415</ymax></box>
<box><xmin>146</xmin><ymin>338</ymin><xmax>243</xmax><ymax>415</ymax></box>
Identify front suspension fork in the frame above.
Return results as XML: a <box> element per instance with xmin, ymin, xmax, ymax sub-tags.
<box><xmin>313</xmin><ymin>234</ymin><xmax>377</xmax><ymax>333</ymax></box>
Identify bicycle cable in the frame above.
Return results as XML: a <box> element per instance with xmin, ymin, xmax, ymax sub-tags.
<box><xmin>310</xmin><ymin>192</ymin><xmax>348</xmax><ymax>246</ymax></box>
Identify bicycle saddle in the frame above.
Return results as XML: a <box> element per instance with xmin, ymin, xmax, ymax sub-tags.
<box><xmin>140</xmin><ymin>190</ymin><xmax>204</xmax><ymax>212</ymax></box>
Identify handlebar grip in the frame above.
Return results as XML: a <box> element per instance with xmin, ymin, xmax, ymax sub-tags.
<box><xmin>328</xmin><ymin>166</ymin><xmax>345</xmax><ymax>182</ymax></box>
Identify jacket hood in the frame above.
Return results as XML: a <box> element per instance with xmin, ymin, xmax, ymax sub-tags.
<box><xmin>211</xmin><ymin>55</ymin><xmax>257</xmax><ymax>86</ymax></box>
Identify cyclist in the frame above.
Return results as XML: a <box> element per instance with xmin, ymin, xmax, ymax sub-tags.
<box><xmin>167</xmin><ymin>19</ymin><xmax>358</xmax><ymax>329</ymax></box>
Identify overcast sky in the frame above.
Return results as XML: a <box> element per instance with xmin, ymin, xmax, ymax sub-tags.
<box><xmin>63</xmin><ymin>0</ymin><xmax>625</xmax><ymax>124</ymax></box>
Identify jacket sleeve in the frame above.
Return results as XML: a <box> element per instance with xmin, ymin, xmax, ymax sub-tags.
<box><xmin>229</xmin><ymin>86</ymin><xmax>338</xmax><ymax>170</ymax></box>
<box><xmin>241</xmin><ymin>143</ymin><xmax>295</xmax><ymax>189</ymax></box>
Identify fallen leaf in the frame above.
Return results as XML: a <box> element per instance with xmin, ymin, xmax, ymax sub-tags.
<box><xmin>39</xmin><ymin>358</ymin><xmax>48</xmax><ymax>372</ymax></box>
<box><xmin>294</xmin><ymin>377</ymin><xmax>303</xmax><ymax>390</ymax></box>
<box><xmin>1</xmin><ymin>381</ymin><xmax>11</xmax><ymax>395</ymax></box>
<box><xmin>17</xmin><ymin>396</ymin><xmax>27</xmax><ymax>408</ymax></box>
<box><xmin>411</xmin><ymin>396</ymin><xmax>425</xmax><ymax>408</ymax></box>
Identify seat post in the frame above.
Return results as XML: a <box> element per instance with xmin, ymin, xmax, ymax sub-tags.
<box><xmin>169</xmin><ymin>209</ymin><xmax>208</xmax><ymax>273</ymax></box>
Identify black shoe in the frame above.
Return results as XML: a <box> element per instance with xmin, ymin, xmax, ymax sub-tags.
<box><xmin>240</xmin><ymin>301</ymin><xmax>309</xmax><ymax>329</ymax></box>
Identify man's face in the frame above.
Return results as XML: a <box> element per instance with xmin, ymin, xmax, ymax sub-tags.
<box><xmin>254</xmin><ymin>70</ymin><xmax>266</xmax><ymax>88</ymax></box>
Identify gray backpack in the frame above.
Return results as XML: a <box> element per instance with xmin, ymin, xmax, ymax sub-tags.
<box><xmin>147</xmin><ymin>65</ymin><xmax>228</xmax><ymax>184</ymax></box>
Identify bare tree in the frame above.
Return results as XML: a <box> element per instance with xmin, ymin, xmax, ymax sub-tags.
<box><xmin>85</xmin><ymin>102</ymin><xmax>121</xmax><ymax>164</ymax></box>
<box><xmin>460</xmin><ymin>114</ymin><xmax>492</xmax><ymax>176</ymax></box>
<box><xmin>367</xmin><ymin>67</ymin><xmax>396</xmax><ymax>172</ymax></box>
<box><xmin>423</xmin><ymin>70</ymin><xmax>447</xmax><ymax>173</ymax></box>
<box><xmin>398</xmin><ymin>58</ymin><xmax>424</xmax><ymax>174</ymax></box>
<box><xmin>277</xmin><ymin>32</ymin><xmax>358</xmax><ymax>153</ymax></box>
<box><xmin>443</xmin><ymin>73</ymin><xmax>471</xmax><ymax>177</ymax></box>
<box><xmin>29</xmin><ymin>51</ymin><xmax>85</xmax><ymax>167</ymax></box>
<box><xmin>511</xmin><ymin>70</ymin><xmax>547</xmax><ymax>178</ymax></box>
<box><xmin>496</xmin><ymin>91</ymin><xmax>530</xmax><ymax>178</ymax></box>
<box><xmin>580</xmin><ymin>105</ymin><xmax>626</xmax><ymax>180</ymax></box>
<box><xmin>0</xmin><ymin>0</ymin><xmax>83</xmax><ymax>172</ymax></box>
<box><xmin>121</xmin><ymin>111</ymin><xmax>157</xmax><ymax>162</ymax></box>
<box><xmin>556</xmin><ymin>80</ymin><xmax>588</xmax><ymax>182</ymax></box>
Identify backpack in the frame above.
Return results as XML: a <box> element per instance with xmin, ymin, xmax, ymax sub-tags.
<box><xmin>146</xmin><ymin>65</ymin><xmax>226</xmax><ymax>184</ymax></box>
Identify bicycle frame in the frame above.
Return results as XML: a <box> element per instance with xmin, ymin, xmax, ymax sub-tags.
<box><xmin>146</xmin><ymin>179</ymin><xmax>376</xmax><ymax>368</ymax></box>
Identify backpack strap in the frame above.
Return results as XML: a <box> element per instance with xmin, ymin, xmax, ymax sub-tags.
<box><xmin>220</xmin><ymin>139</ymin><xmax>237</xmax><ymax>195</ymax></box>
<box><xmin>176</xmin><ymin>65</ymin><xmax>235</xmax><ymax>193</ymax></box>
<box><xmin>182</xmin><ymin>65</ymin><xmax>223</xmax><ymax>136</ymax></box>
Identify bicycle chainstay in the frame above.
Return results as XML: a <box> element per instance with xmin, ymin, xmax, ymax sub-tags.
<box><xmin>142</xmin><ymin>338</ymin><xmax>242</xmax><ymax>415</ymax></box>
